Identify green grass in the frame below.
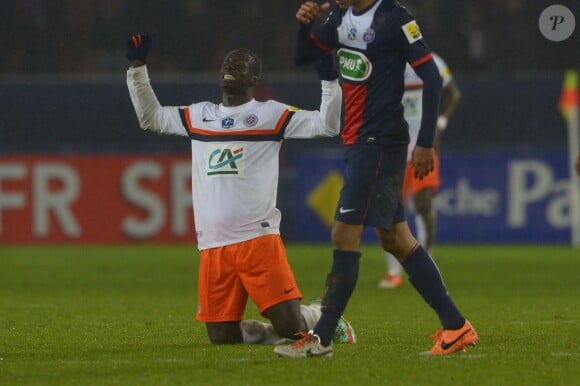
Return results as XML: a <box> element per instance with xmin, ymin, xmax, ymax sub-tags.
<box><xmin>1</xmin><ymin>244</ymin><xmax>579</xmax><ymax>386</ymax></box>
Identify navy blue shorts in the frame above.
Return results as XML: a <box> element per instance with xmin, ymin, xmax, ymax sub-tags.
<box><xmin>335</xmin><ymin>144</ymin><xmax>407</xmax><ymax>229</ymax></box>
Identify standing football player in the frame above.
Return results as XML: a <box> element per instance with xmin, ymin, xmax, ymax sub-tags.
<box><xmin>126</xmin><ymin>34</ymin><xmax>356</xmax><ymax>345</ymax></box>
<box><xmin>275</xmin><ymin>0</ymin><xmax>478</xmax><ymax>357</ymax></box>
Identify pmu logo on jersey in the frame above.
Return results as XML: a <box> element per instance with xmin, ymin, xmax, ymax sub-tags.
<box><xmin>402</xmin><ymin>20</ymin><xmax>422</xmax><ymax>44</ymax></box>
<box><xmin>207</xmin><ymin>144</ymin><xmax>245</xmax><ymax>176</ymax></box>
<box><xmin>337</xmin><ymin>48</ymin><xmax>372</xmax><ymax>81</ymax></box>
<box><xmin>222</xmin><ymin>118</ymin><xmax>234</xmax><ymax>128</ymax></box>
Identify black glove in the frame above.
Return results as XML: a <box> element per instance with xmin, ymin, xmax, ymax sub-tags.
<box><xmin>314</xmin><ymin>52</ymin><xmax>339</xmax><ymax>81</ymax></box>
<box><xmin>126</xmin><ymin>33</ymin><xmax>152</xmax><ymax>63</ymax></box>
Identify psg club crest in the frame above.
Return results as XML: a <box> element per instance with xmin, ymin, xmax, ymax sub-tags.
<box><xmin>222</xmin><ymin>118</ymin><xmax>234</xmax><ymax>128</ymax></box>
<box><xmin>363</xmin><ymin>28</ymin><xmax>375</xmax><ymax>43</ymax></box>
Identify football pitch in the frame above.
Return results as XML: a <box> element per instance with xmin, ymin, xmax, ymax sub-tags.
<box><xmin>1</xmin><ymin>244</ymin><xmax>579</xmax><ymax>385</ymax></box>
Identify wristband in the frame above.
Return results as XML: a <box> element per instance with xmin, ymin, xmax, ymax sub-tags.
<box><xmin>437</xmin><ymin>115</ymin><xmax>448</xmax><ymax>130</ymax></box>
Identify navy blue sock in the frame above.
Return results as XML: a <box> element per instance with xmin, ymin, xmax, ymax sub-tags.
<box><xmin>313</xmin><ymin>250</ymin><xmax>360</xmax><ymax>346</ymax></box>
<box><xmin>401</xmin><ymin>245</ymin><xmax>465</xmax><ymax>330</ymax></box>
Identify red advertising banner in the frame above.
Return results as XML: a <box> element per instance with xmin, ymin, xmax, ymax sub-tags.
<box><xmin>0</xmin><ymin>155</ymin><xmax>196</xmax><ymax>244</ymax></box>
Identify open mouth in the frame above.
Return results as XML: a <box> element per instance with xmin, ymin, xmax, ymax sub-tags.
<box><xmin>223</xmin><ymin>74</ymin><xmax>236</xmax><ymax>80</ymax></box>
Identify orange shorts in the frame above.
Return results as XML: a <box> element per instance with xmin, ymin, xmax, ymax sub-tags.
<box><xmin>196</xmin><ymin>234</ymin><xmax>302</xmax><ymax>323</ymax></box>
<box><xmin>402</xmin><ymin>153</ymin><xmax>441</xmax><ymax>203</ymax></box>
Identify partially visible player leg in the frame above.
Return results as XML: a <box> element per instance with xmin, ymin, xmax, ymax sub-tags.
<box><xmin>241</xmin><ymin>301</ymin><xmax>355</xmax><ymax>344</ymax></box>
<box><xmin>239</xmin><ymin>300</ymin><xmax>312</xmax><ymax>344</ymax></box>
<box><xmin>197</xmin><ymin>243</ymin><xmax>249</xmax><ymax>344</ymax></box>
<box><xmin>308</xmin><ymin>297</ymin><xmax>356</xmax><ymax>343</ymax></box>
<box><xmin>275</xmin><ymin>145</ymin><xmax>393</xmax><ymax>358</ymax></box>
<box><xmin>379</xmin><ymin>158</ymin><xmax>412</xmax><ymax>287</ymax></box>
<box><xmin>241</xmin><ymin>320</ymin><xmax>278</xmax><ymax>344</ymax></box>
<box><xmin>241</xmin><ymin>235</ymin><xmax>308</xmax><ymax>343</ymax></box>
<box><xmin>266</xmin><ymin>298</ymin><xmax>308</xmax><ymax>340</ymax></box>
<box><xmin>378</xmin><ymin>252</ymin><xmax>404</xmax><ymax>288</ymax></box>
<box><xmin>378</xmin><ymin>221</ymin><xmax>478</xmax><ymax>355</ymax></box>
<box><xmin>240</xmin><ymin>301</ymin><xmax>313</xmax><ymax>345</ymax></box>
<box><xmin>413</xmin><ymin>153</ymin><xmax>441</xmax><ymax>255</ymax></box>
<box><xmin>300</xmin><ymin>303</ymin><xmax>321</xmax><ymax>330</ymax></box>
<box><xmin>414</xmin><ymin>188</ymin><xmax>436</xmax><ymax>252</ymax></box>
<box><xmin>206</xmin><ymin>322</ymin><xmax>244</xmax><ymax>344</ymax></box>
<box><xmin>414</xmin><ymin>212</ymin><xmax>428</xmax><ymax>247</ymax></box>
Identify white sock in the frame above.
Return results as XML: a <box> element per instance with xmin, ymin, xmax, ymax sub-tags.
<box><xmin>300</xmin><ymin>304</ymin><xmax>321</xmax><ymax>330</ymax></box>
<box><xmin>414</xmin><ymin>214</ymin><xmax>427</xmax><ymax>247</ymax></box>
<box><xmin>241</xmin><ymin>320</ymin><xmax>280</xmax><ymax>344</ymax></box>
<box><xmin>384</xmin><ymin>252</ymin><xmax>403</xmax><ymax>276</ymax></box>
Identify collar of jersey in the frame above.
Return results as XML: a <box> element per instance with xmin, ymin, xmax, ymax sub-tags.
<box><xmin>219</xmin><ymin>98</ymin><xmax>257</xmax><ymax>114</ymax></box>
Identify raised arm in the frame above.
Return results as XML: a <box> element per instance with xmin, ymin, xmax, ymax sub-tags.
<box><xmin>284</xmin><ymin>53</ymin><xmax>342</xmax><ymax>139</ymax></box>
<box><xmin>293</xmin><ymin>1</ymin><xmax>332</xmax><ymax>65</ymax></box>
<box><xmin>126</xmin><ymin>33</ymin><xmax>186</xmax><ymax>136</ymax></box>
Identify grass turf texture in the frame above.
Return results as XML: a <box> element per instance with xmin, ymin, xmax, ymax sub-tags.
<box><xmin>1</xmin><ymin>244</ymin><xmax>579</xmax><ymax>386</ymax></box>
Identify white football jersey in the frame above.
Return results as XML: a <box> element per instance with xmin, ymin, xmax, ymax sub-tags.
<box><xmin>127</xmin><ymin>66</ymin><xmax>341</xmax><ymax>249</ymax></box>
<box><xmin>403</xmin><ymin>53</ymin><xmax>452</xmax><ymax>159</ymax></box>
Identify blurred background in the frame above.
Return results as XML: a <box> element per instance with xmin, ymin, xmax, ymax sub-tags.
<box><xmin>0</xmin><ymin>0</ymin><xmax>578</xmax><ymax>244</ymax></box>
<box><xmin>0</xmin><ymin>0</ymin><xmax>577</xmax><ymax>74</ymax></box>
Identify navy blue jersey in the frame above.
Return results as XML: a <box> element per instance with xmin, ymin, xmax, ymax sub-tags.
<box><xmin>309</xmin><ymin>0</ymin><xmax>434</xmax><ymax>146</ymax></box>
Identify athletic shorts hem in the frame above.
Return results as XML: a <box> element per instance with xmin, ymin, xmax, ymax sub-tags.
<box><xmin>195</xmin><ymin>315</ymin><xmax>242</xmax><ymax>323</ymax></box>
<box><xmin>258</xmin><ymin>295</ymin><xmax>303</xmax><ymax>317</ymax></box>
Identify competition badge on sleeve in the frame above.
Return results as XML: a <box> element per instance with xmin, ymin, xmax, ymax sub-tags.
<box><xmin>401</xmin><ymin>20</ymin><xmax>422</xmax><ymax>44</ymax></box>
